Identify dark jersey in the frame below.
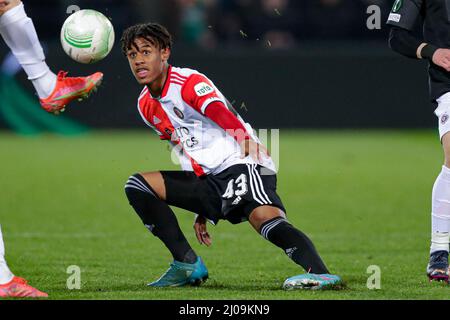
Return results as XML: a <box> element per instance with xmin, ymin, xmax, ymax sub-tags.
<box><xmin>387</xmin><ymin>0</ymin><xmax>450</xmax><ymax>101</ymax></box>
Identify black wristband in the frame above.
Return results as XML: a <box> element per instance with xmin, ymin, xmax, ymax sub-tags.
<box><xmin>421</xmin><ymin>44</ymin><xmax>439</xmax><ymax>60</ymax></box>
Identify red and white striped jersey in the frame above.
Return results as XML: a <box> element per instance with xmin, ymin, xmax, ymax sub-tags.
<box><xmin>137</xmin><ymin>65</ymin><xmax>275</xmax><ymax>176</ymax></box>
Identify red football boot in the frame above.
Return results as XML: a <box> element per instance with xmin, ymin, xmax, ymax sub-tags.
<box><xmin>0</xmin><ymin>276</ymin><xmax>48</xmax><ymax>298</ymax></box>
<box><xmin>40</xmin><ymin>70</ymin><xmax>103</xmax><ymax>115</ymax></box>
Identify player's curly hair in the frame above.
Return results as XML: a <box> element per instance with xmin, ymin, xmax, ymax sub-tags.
<box><xmin>120</xmin><ymin>23</ymin><xmax>173</xmax><ymax>55</ymax></box>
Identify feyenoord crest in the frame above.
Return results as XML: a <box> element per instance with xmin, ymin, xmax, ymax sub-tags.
<box><xmin>392</xmin><ymin>0</ymin><xmax>403</xmax><ymax>13</ymax></box>
<box><xmin>441</xmin><ymin>114</ymin><xmax>449</xmax><ymax>125</ymax></box>
<box><xmin>173</xmin><ymin>106</ymin><xmax>184</xmax><ymax>119</ymax></box>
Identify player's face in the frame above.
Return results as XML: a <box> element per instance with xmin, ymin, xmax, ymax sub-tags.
<box><xmin>126</xmin><ymin>38</ymin><xmax>170</xmax><ymax>85</ymax></box>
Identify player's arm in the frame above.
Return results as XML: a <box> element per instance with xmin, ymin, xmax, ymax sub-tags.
<box><xmin>387</xmin><ymin>0</ymin><xmax>450</xmax><ymax>71</ymax></box>
<box><xmin>204</xmin><ymin>101</ymin><xmax>269</xmax><ymax>162</ymax></box>
<box><xmin>389</xmin><ymin>28</ymin><xmax>450</xmax><ymax>71</ymax></box>
<box><xmin>387</xmin><ymin>0</ymin><xmax>427</xmax><ymax>59</ymax></box>
<box><xmin>389</xmin><ymin>27</ymin><xmax>434</xmax><ymax>59</ymax></box>
<box><xmin>181</xmin><ymin>74</ymin><xmax>268</xmax><ymax>162</ymax></box>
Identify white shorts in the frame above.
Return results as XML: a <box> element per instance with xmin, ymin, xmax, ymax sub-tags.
<box><xmin>434</xmin><ymin>92</ymin><xmax>450</xmax><ymax>140</ymax></box>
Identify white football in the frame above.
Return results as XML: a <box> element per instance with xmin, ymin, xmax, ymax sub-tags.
<box><xmin>60</xmin><ymin>9</ymin><xmax>115</xmax><ymax>64</ymax></box>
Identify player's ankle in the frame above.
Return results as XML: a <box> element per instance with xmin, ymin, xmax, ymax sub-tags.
<box><xmin>33</xmin><ymin>70</ymin><xmax>57</xmax><ymax>99</ymax></box>
<box><xmin>430</xmin><ymin>232</ymin><xmax>450</xmax><ymax>253</ymax></box>
<box><xmin>180</xmin><ymin>249</ymin><xmax>197</xmax><ymax>264</ymax></box>
<box><xmin>0</xmin><ymin>274</ymin><xmax>14</xmax><ymax>285</ymax></box>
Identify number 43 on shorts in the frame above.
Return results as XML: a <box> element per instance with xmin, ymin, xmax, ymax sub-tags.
<box><xmin>222</xmin><ymin>174</ymin><xmax>248</xmax><ymax>199</ymax></box>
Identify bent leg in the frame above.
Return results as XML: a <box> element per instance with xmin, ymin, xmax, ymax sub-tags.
<box><xmin>124</xmin><ymin>172</ymin><xmax>197</xmax><ymax>263</ymax></box>
<box><xmin>249</xmin><ymin>205</ymin><xmax>329</xmax><ymax>274</ymax></box>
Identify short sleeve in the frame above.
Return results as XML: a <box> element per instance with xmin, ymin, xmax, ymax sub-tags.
<box><xmin>386</xmin><ymin>0</ymin><xmax>423</xmax><ymax>31</ymax></box>
<box><xmin>181</xmin><ymin>73</ymin><xmax>224</xmax><ymax>114</ymax></box>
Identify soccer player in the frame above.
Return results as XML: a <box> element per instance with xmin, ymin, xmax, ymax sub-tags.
<box><xmin>0</xmin><ymin>225</ymin><xmax>47</xmax><ymax>298</ymax></box>
<box><xmin>0</xmin><ymin>0</ymin><xmax>103</xmax><ymax>114</ymax></box>
<box><xmin>121</xmin><ymin>23</ymin><xmax>342</xmax><ymax>290</ymax></box>
<box><xmin>387</xmin><ymin>0</ymin><xmax>450</xmax><ymax>281</ymax></box>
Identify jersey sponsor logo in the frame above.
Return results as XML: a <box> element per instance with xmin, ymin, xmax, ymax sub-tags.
<box><xmin>194</xmin><ymin>82</ymin><xmax>214</xmax><ymax>97</ymax></box>
<box><xmin>173</xmin><ymin>126</ymin><xmax>199</xmax><ymax>149</ymax></box>
<box><xmin>387</xmin><ymin>13</ymin><xmax>401</xmax><ymax>23</ymax></box>
<box><xmin>391</xmin><ymin>0</ymin><xmax>402</xmax><ymax>13</ymax></box>
<box><xmin>173</xmin><ymin>106</ymin><xmax>184</xmax><ymax>119</ymax></box>
<box><xmin>441</xmin><ymin>113</ymin><xmax>449</xmax><ymax>125</ymax></box>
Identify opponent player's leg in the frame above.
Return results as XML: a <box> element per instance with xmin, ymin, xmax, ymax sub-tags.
<box><xmin>0</xmin><ymin>0</ymin><xmax>103</xmax><ymax>114</ymax></box>
<box><xmin>124</xmin><ymin>171</ymin><xmax>208</xmax><ymax>287</ymax></box>
<box><xmin>428</xmin><ymin>98</ymin><xmax>450</xmax><ymax>282</ymax></box>
<box><xmin>0</xmin><ymin>225</ymin><xmax>48</xmax><ymax>298</ymax></box>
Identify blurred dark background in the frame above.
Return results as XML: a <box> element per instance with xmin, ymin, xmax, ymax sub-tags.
<box><xmin>0</xmin><ymin>0</ymin><xmax>434</xmax><ymax>130</ymax></box>
<box><xmin>24</xmin><ymin>0</ymin><xmax>394</xmax><ymax>45</ymax></box>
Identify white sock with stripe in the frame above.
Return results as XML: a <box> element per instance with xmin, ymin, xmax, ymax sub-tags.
<box><xmin>0</xmin><ymin>3</ymin><xmax>56</xmax><ymax>99</ymax></box>
<box><xmin>0</xmin><ymin>225</ymin><xmax>14</xmax><ymax>285</ymax></box>
<box><xmin>431</xmin><ymin>166</ymin><xmax>450</xmax><ymax>253</ymax></box>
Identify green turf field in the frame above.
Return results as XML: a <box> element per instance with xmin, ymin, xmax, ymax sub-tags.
<box><xmin>0</xmin><ymin>129</ymin><xmax>448</xmax><ymax>299</ymax></box>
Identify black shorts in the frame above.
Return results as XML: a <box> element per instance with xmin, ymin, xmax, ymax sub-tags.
<box><xmin>161</xmin><ymin>164</ymin><xmax>286</xmax><ymax>224</ymax></box>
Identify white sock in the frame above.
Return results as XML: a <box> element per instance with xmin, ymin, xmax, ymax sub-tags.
<box><xmin>0</xmin><ymin>3</ymin><xmax>56</xmax><ymax>99</ymax></box>
<box><xmin>430</xmin><ymin>165</ymin><xmax>450</xmax><ymax>253</ymax></box>
<box><xmin>0</xmin><ymin>225</ymin><xmax>14</xmax><ymax>285</ymax></box>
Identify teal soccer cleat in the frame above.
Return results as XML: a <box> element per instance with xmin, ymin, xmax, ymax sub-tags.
<box><xmin>148</xmin><ymin>257</ymin><xmax>209</xmax><ymax>287</ymax></box>
<box><xmin>282</xmin><ymin>273</ymin><xmax>342</xmax><ymax>290</ymax></box>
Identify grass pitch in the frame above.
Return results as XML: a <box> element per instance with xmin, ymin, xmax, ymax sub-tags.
<box><xmin>0</xmin><ymin>129</ymin><xmax>448</xmax><ymax>300</ymax></box>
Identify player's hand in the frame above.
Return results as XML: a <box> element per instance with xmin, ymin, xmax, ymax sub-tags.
<box><xmin>240</xmin><ymin>139</ymin><xmax>270</xmax><ymax>163</ymax></box>
<box><xmin>193</xmin><ymin>215</ymin><xmax>212</xmax><ymax>246</ymax></box>
<box><xmin>432</xmin><ymin>49</ymin><xmax>450</xmax><ymax>72</ymax></box>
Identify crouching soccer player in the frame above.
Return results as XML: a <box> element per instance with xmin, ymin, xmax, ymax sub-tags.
<box><xmin>121</xmin><ymin>23</ymin><xmax>342</xmax><ymax>290</ymax></box>
<box><xmin>0</xmin><ymin>0</ymin><xmax>103</xmax><ymax>114</ymax></box>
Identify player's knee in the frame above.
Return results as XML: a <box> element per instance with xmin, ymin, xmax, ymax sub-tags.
<box><xmin>124</xmin><ymin>174</ymin><xmax>160</xmax><ymax>235</ymax></box>
<box><xmin>433</xmin><ymin>197</ymin><xmax>450</xmax><ymax>219</ymax></box>
<box><xmin>444</xmin><ymin>159</ymin><xmax>450</xmax><ymax>169</ymax></box>
<box><xmin>442</xmin><ymin>134</ymin><xmax>450</xmax><ymax>165</ymax></box>
<box><xmin>124</xmin><ymin>173</ymin><xmax>158</xmax><ymax>204</ymax></box>
<box><xmin>249</xmin><ymin>206</ymin><xmax>286</xmax><ymax>231</ymax></box>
